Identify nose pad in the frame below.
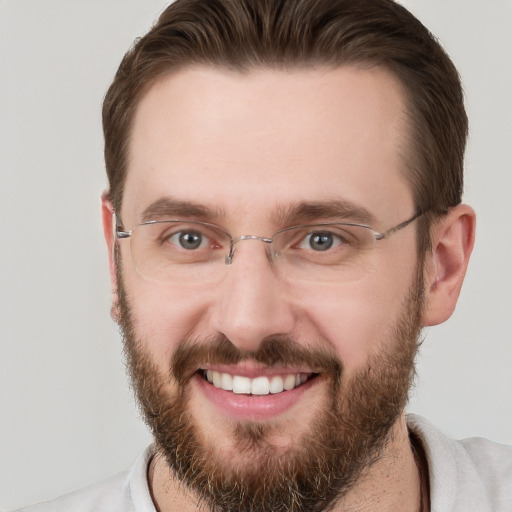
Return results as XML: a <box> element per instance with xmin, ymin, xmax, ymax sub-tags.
<box><xmin>225</xmin><ymin>235</ymin><xmax>273</xmax><ymax>265</ymax></box>
<box><xmin>211</xmin><ymin>242</ymin><xmax>295</xmax><ymax>353</ymax></box>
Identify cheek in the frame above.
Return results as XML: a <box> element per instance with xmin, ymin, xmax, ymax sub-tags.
<box><xmin>297</xmin><ymin>258</ymin><xmax>418</xmax><ymax>374</ymax></box>
<box><xmin>121</xmin><ymin>271</ymin><xmax>212</xmax><ymax>367</ymax></box>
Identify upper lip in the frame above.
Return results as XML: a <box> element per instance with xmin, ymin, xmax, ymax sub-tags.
<box><xmin>198</xmin><ymin>362</ymin><xmax>316</xmax><ymax>378</ymax></box>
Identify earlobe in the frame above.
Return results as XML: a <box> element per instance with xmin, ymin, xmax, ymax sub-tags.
<box><xmin>101</xmin><ymin>191</ymin><xmax>121</xmax><ymax>322</ymax></box>
<box><xmin>421</xmin><ymin>204</ymin><xmax>476</xmax><ymax>326</ymax></box>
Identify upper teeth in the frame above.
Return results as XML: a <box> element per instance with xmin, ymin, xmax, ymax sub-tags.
<box><xmin>204</xmin><ymin>370</ymin><xmax>309</xmax><ymax>395</ymax></box>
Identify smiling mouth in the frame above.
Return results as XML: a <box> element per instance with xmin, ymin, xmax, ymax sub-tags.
<box><xmin>198</xmin><ymin>369</ymin><xmax>318</xmax><ymax>395</ymax></box>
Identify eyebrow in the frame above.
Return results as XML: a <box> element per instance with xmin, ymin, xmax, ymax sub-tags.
<box><xmin>139</xmin><ymin>196</ymin><xmax>376</xmax><ymax>228</ymax></box>
<box><xmin>140</xmin><ymin>197</ymin><xmax>224</xmax><ymax>223</ymax></box>
<box><xmin>274</xmin><ymin>200</ymin><xmax>376</xmax><ymax>227</ymax></box>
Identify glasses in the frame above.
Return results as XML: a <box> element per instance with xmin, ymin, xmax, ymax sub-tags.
<box><xmin>115</xmin><ymin>211</ymin><xmax>424</xmax><ymax>284</ymax></box>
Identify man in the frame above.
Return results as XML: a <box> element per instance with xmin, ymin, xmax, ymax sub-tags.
<box><xmin>14</xmin><ymin>0</ymin><xmax>511</xmax><ymax>511</ymax></box>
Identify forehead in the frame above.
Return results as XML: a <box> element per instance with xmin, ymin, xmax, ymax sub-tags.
<box><xmin>123</xmin><ymin>65</ymin><xmax>413</xmax><ymax>225</ymax></box>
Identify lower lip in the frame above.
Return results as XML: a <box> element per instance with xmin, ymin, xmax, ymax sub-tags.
<box><xmin>193</xmin><ymin>372</ymin><xmax>317</xmax><ymax>421</ymax></box>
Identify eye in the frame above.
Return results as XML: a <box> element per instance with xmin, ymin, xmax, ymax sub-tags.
<box><xmin>168</xmin><ymin>229</ymin><xmax>210</xmax><ymax>250</ymax></box>
<box><xmin>299</xmin><ymin>231</ymin><xmax>343</xmax><ymax>251</ymax></box>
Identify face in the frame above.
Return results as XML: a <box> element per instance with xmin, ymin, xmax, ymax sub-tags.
<box><xmin>112</xmin><ymin>66</ymin><xmax>424</xmax><ymax>511</ymax></box>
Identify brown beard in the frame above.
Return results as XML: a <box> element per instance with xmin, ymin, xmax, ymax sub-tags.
<box><xmin>117</xmin><ymin>270</ymin><xmax>424</xmax><ymax>512</ymax></box>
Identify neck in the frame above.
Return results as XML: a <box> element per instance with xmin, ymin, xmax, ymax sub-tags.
<box><xmin>327</xmin><ymin>415</ymin><xmax>427</xmax><ymax>512</ymax></box>
<box><xmin>149</xmin><ymin>414</ymin><xmax>428</xmax><ymax>512</ymax></box>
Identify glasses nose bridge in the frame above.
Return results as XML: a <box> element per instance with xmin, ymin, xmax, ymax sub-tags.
<box><xmin>225</xmin><ymin>234</ymin><xmax>273</xmax><ymax>265</ymax></box>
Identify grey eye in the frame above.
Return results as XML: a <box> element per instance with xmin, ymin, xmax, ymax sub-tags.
<box><xmin>170</xmin><ymin>230</ymin><xmax>207</xmax><ymax>250</ymax></box>
<box><xmin>306</xmin><ymin>232</ymin><xmax>336</xmax><ymax>251</ymax></box>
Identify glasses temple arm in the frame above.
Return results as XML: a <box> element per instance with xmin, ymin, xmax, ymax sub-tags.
<box><xmin>377</xmin><ymin>210</ymin><xmax>427</xmax><ymax>240</ymax></box>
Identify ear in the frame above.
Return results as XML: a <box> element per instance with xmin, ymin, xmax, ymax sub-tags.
<box><xmin>421</xmin><ymin>204</ymin><xmax>476</xmax><ymax>326</ymax></box>
<box><xmin>101</xmin><ymin>191</ymin><xmax>120</xmax><ymax>322</ymax></box>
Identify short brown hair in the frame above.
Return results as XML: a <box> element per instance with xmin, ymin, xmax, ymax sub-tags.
<box><xmin>103</xmin><ymin>0</ymin><xmax>467</xmax><ymax>249</ymax></box>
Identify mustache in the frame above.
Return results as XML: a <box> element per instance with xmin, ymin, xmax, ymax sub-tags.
<box><xmin>171</xmin><ymin>335</ymin><xmax>343</xmax><ymax>386</ymax></box>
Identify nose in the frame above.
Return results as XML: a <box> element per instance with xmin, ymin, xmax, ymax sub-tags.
<box><xmin>210</xmin><ymin>240</ymin><xmax>296</xmax><ymax>352</ymax></box>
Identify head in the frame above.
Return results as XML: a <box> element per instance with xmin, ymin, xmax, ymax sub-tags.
<box><xmin>101</xmin><ymin>1</ymin><xmax>475</xmax><ymax>511</ymax></box>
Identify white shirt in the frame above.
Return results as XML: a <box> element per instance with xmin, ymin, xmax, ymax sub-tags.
<box><xmin>14</xmin><ymin>415</ymin><xmax>512</xmax><ymax>512</ymax></box>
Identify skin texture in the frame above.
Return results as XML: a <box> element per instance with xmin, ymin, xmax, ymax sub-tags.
<box><xmin>102</xmin><ymin>65</ymin><xmax>475</xmax><ymax>511</ymax></box>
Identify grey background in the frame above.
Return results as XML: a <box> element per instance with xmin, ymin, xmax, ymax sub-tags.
<box><xmin>1</xmin><ymin>0</ymin><xmax>511</xmax><ymax>509</ymax></box>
